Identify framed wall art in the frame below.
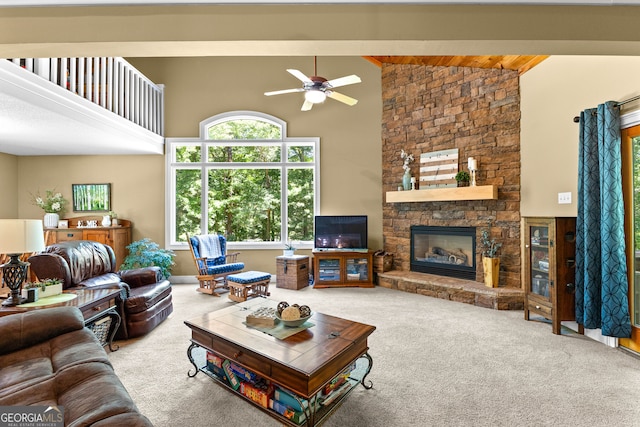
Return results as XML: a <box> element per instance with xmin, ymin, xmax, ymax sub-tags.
<box><xmin>72</xmin><ymin>183</ymin><xmax>111</xmax><ymax>212</ymax></box>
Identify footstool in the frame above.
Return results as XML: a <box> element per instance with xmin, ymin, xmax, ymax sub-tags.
<box><xmin>227</xmin><ymin>271</ymin><xmax>271</xmax><ymax>302</ymax></box>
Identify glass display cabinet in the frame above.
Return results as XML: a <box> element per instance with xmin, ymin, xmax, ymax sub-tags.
<box><xmin>312</xmin><ymin>250</ymin><xmax>374</xmax><ymax>288</ymax></box>
<box><xmin>523</xmin><ymin>217</ymin><xmax>577</xmax><ymax>334</ymax></box>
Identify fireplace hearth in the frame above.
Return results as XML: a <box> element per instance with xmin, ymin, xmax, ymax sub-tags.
<box><xmin>410</xmin><ymin>225</ymin><xmax>476</xmax><ymax>280</ymax></box>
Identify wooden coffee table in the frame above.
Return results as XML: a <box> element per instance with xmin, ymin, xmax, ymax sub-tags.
<box><xmin>0</xmin><ymin>287</ymin><xmax>122</xmax><ymax>351</ymax></box>
<box><xmin>185</xmin><ymin>298</ymin><xmax>376</xmax><ymax>426</ymax></box>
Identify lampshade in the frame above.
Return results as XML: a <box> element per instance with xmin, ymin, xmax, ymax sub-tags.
<box><xmin>304</xmin><ymin>89</ymin><xmax>326</xmax><ymax>104</ymax></box>
<box><xmin>0</xmin><ymin>219</ymin><xmax>46</xmax><ymax>254</ymax></box>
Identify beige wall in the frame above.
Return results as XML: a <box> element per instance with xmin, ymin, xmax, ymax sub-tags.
<box><xmin>15</xmin><ymin>56</ymin><xmax>383</xmax><ymax>277</ymax></box>
<box><xmin>17</xmin><ymin>155</ymin><xmax>165</xmax><ymax>240</ymax></box>
<box><xmin>0</xmin><ymin>152</ymin><xmax>18</xmax><ymax>218</ymax></box>
<box><xmin>520</xmin><ymin>55</ymin><xmax>640</xmax><ymax>217</ymax></box>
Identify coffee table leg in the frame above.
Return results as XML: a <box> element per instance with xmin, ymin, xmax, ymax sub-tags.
<box><xmin>187</xmin><ymin>342</ymin><xmax>200</xmax><ymax>377</ymax></box>
<box><xmin>107</xmin><ymin>310</ymin><xmax>121</xmax><ymax>352</ymax></box>
<box><xmin>360</xmin><ymin>352</ymin><xmax>374</xmax><ymax>389</ymax></box>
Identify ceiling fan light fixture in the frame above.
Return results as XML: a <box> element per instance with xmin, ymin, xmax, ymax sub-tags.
<box><xmin>305</xmin><ymin>89</ymin><xmax>326</xmax><ymax>104</ymax></box>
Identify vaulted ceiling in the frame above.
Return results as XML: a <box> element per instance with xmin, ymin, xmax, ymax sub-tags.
<box><xmin>365</xmin><ymin>56</ymin><xmax>548</xmax><ymax>75</ymax></box>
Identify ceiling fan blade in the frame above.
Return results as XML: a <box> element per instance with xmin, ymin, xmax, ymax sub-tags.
<box><xmin>301</xmin><ymin>100</ymin><xmax>314</xmax><ymax>111</ymax></box>
<box><xmin>264</xmin><ymin>88</ymin><xmax>304</xmax><ymax>96</ymax></box>
<box><xmin>287</xmin><ymin>69</ymin><xmax>313</xmax><ymax>83</ymax></box>
<box><xmin>326</xmin><ymin>91</ymin><xmax>358</xmax><ymax>106</ymax></box>
<box><xmin>325</xmin><ymin>74</ymin><xmax>361</xmax><ymax>89</ymax></box>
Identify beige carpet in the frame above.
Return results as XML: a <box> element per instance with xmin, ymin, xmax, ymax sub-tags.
<box><xmin>109</xmin><ymin>283</ymin><xmax>640</xmax><ymax>427</ymax></box>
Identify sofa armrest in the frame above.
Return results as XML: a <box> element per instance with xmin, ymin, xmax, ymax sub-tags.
<box><xmin>119</xmin><ymin>267</ymin><xmax>162</xmax><ymax>288</ymax></box>
<box><xmin>0</xmin><ymin>306</ymin><xmax>84</xmax><ymax>355</ymax></box>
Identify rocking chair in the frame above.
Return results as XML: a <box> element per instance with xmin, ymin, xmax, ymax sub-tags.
<box><xmin>187</xmin><ymin>234</ymin><xmax>244</xmax><ymax>296</ymax></box>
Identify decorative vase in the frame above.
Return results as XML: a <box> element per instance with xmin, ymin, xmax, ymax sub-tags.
<box><xmin>43</xmin><ymin>213</ymin><xmax>59</xmax><ymax>228</ymax></box>
<box><xmin>483</xmin><ymin>257</ymin><xmax>500</xmax><ymax>288</ymax></box>
<box><xmin>402</xmin><ymin>169</ymin><xmax>412</xmax><ymax>191</ymax></box>
<box><xmin>283</xmin><ymin>249</ymin><xmax>295</xmax><ymax>257</ymax></box>
<box><xmin>102</xmin><ymin>215</ymin><xmax>111</xmax><ymax>227</ymax></box>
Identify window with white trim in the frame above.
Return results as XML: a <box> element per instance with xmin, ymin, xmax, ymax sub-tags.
<box><xmin>166</xmin><ymin>111</ymin><xmax>319</xmax><ymax>250</ymax></box>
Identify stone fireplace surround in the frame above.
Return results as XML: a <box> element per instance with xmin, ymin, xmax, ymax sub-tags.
<box><xmin>380</xmin><ymin>63</ymin><xmax>523</xmax><ymax>310</ymax></box>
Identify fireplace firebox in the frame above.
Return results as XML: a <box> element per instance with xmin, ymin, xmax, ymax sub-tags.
<box><xmin>410</xmin><ymin>226</ymin><xmax>476</xmax><ymax>280</ymax></box>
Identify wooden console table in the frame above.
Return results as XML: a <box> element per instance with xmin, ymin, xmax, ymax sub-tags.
<box><xmin>45</xmin><ymin>217</ymin><xmax>132</xmax><ymax>268</ymax></box>
<box><xmin>185</xmin><ymin>298</ymin><xmax>376</xmax><ymax>426</ymax></box>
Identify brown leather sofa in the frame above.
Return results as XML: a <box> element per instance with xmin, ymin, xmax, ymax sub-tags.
<box><xmin>29</xmin><ymin>240</ymin><xmax>173</xmax><ymax>339</ymax></box>
<box><xmin>0</xmin><ymin>306</ymin><xmax>153</xmax><ymax>426</ymax></box>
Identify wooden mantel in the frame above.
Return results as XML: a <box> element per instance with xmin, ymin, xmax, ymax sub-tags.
<box><xmin>386</xmin><ymin>185</ymin><xmax>498</xmax><ymax>203</ymax></box>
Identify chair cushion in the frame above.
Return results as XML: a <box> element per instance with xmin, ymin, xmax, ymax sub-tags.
<box><xmin>190</xmin><ymin>235</ymin><xmax>227</xmax><ymax>265</ymax></box>
<box><xmin>206</xmin><ymin>262</ymin><xmax>245</xmax><ymax>276</ymax></box>
<box><xmin>227</xmin><ymin>271</ymin><xmax>271</xmax><ymax>284</ymax></box>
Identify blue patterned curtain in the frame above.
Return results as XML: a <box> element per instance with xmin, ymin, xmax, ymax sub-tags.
<box><xmin>576</xmin><ymin>101</ymin><xmax>631</xmax><ymax>338</ymax></box>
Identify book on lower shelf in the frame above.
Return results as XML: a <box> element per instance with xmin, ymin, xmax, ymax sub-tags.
<box><xmin>319</xmin><ymin>380</ymin><xmax>353</xmax><ymax>406</ymax></box>
<box><xmin>269</xmin><ymin>399</ymin><xmax>307</xmax><ymax>424</ymax></box>
<box><xmin>273</xmin><ymin>386</ymin><xmax>309</xmax><ymax>412</ymax></box>
<box><xmin>222</xmin><ymin>359</ymin><xmax>241</xmax><ymax>390</ymax></box>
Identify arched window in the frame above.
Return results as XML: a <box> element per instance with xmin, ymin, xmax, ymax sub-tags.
<box><xmin>166</xmin><ymin>111</ymin><xmax>319</xmax><ymax>249</ymax></box>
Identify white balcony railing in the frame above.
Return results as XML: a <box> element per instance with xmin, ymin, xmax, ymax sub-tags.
<box><xmin>7</xmin><ymin>57</ymin><xmax>164</xmax><ymax>136</ymax></box>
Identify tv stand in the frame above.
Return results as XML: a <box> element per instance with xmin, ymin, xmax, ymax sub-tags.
<box><xmin>312</xmin><ymin>250</ymin><xmax>374</xmax><ymax>288</ymax></box>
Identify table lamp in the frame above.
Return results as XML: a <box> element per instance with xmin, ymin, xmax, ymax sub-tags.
<box><xmin>0</xmin><ymin>219</ymin><xmax>46</xmax><ymax>306</ymax></box>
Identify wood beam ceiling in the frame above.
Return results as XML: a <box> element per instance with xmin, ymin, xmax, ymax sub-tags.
<box><xmin>365</xmin><ymin>55</ymin><xmax>548</xmax><ymax>75</ymax></box>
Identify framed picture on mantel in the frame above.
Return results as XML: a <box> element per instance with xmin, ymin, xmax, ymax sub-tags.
<box><xmin>72</xmin><ymin>183</ymin><xmax>111</xmax><ymax>212</ymax></box>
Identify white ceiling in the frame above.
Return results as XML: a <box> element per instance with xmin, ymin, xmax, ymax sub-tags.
<box><xmin>0</xmin><ymin>60</ymin><xmax>164</xmax><ymax>156</ymax></box>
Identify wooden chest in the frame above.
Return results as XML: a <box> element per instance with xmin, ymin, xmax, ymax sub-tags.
<box><xmin>276</xmin><ymin>255</ymin><xmax>309</xmax><ymax>290</ymax></box>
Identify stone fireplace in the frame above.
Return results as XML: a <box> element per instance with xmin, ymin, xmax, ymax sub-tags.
<box><xmin>380</xmin><ymin>62</ymin><xmax>522</xmax><ymax>291</ymax></box>
<box><xmin>411</xmin><ymin>225</ymin><xmax>476</xmax><ymax>280</ymax></box>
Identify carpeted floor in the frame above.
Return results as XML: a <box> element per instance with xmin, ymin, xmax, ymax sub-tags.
<box><xmin>109</xmin><ymin>283</ymin><xmax>640</xmax><ymax>427</ymax></box>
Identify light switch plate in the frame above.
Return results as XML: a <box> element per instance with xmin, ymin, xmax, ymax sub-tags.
<box><xmin>558</xmin><ymin>192</ymin><xmax>572</xmax><ymax>204</ymax></box>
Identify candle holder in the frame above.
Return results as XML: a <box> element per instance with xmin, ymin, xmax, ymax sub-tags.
<box><xmin>410</xmin><ymin>177</ymin><xmax>416</xmax><ymax>191</ymax></box>
<box><xmin>468</xmin><ymin>157</ymin><xmax>478</xmax><ymax>187</ymax></box>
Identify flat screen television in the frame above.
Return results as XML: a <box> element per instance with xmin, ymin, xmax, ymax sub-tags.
<box><xmin>314</xmin><ymin>215</ymin><xmax>368</xmax><ymax>250</ymax></box>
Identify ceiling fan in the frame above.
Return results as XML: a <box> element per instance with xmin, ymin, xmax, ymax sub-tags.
<box><xmin>264</xmin><ymin>57</ymin><xmax>361</xmax><ymax>111</ymax></box>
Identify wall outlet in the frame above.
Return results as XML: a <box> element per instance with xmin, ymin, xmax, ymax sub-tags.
<box><xmin>558</xmin><ymin>192</ymin><xmax>572</xmax><ymax>204</ymax></box>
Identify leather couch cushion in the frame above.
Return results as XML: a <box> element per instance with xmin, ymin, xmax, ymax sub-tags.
<box><xmin>78</xmin><ymin>272</ymin><xmax>122</xmax><ymax>288</ymax></box>
<box><xmin>0</xmin><ymin>306</ymin><xmax>85</xmax><ymax>356</ymax></box>
<box><xmin>125</xmin><ymin>294</ymin><xmax>173</xmax><ymax>339</ymax></box>
<box><xmin>125</xmin><ymin>280</ymin><xmax>172</xmax><ymax>314</ymax></box>
<box><xmin>0</xmin><ymin>329</ymin><xmax>110</xmax><ymax>400</ymax></box>
<box><xmin>42</xmin><ymin>241</ymin><xmax>117</xmax><ymax>286</ymax></box>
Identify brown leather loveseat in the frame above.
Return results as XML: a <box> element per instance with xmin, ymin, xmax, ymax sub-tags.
<box><xmin>29</xmin><ymin>240</ymin><xmax>173</xmax><ymax>339</ymax></box>
<box><xmin>0</xmin><ymin>306</ymin><xmax>153</xmax><ymax>426</ymax></box>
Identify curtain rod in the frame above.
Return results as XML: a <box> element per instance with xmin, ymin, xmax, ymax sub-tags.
<box><xmin>573</xmin><ymin>95</ymin><xmax>640</xmax><ymax>123</ymax></box>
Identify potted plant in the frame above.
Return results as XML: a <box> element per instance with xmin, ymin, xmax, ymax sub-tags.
<box><xmin>455</xmin><ymin>171</ymin><xmax>470</xmax><ymax>187</ymax></box>
<box><xmin>480</xmin><ymin>222</ymin><xmax>503</xmax><ymax>287</ymax></box>
<box><xmin>120</xmin><ymin>238</ymin><xmax>176</xmax><ymax>280</ymax></box>
<box><xmin>23</xmin><ymin>278</ymin><xmax>63</xmax><ymax>299</ymax></box>
<box><xmin>108</xmin><ymin>211</ymin><xmax>119</xmax><ymax>226</ymax></box>
<box><xmin>31</xmin><ymin>189</ymin><xmax>67</xmax><ymax>228</ymax></box>
<box><xmin>283</xmin><ymin>242</ymin><xmax>295</xmax><ymax>257</ymax></box>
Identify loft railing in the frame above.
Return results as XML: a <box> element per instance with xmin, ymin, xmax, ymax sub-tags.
<box><xmin>7</xmin><ymin>57</ymin><xmax>164</xmax><ymax>136</ymax></box>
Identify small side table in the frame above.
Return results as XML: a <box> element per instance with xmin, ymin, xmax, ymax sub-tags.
<box><xmin>0</xmin><ymin>287</ymin><xmax>122</xmax><ymax>352</ymax></box>
<box><xmin>276</xmin><ymin>255</ymin><xmax>310</xmax><ymax>290</ymax></box>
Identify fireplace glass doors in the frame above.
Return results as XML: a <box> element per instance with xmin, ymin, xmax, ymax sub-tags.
<box><xmin>410</xmin><ymin>226</ymin><xmax>476</xmax><ymax>280</ymax></box>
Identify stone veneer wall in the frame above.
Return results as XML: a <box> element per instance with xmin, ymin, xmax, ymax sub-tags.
<box><xmin>381</xmin><ymin>64</ymin><xmax>521</xmax><ymax>288</ymax></box>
